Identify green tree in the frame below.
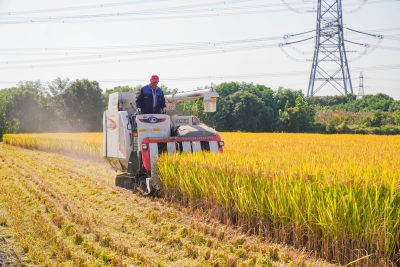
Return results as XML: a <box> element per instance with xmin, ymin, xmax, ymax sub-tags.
<box><xmin>279</xmin><ymin>97</ymin><xmax>315</xmax><ymax>132</ymax></box>
<box><xmin>326</xmin><ymin>114</ymin><xmax>341</xmax><ymax>134</ymax></box>
<box><xmin>224</xmin><ymin>91</ymin><xmax>274</xmax><ymax>132</ymax></box>
<box><xmin>61</xmin><ymin>79</ymin><xmax>105</xmax><ymax>131</ymax></box>
<box><xmin>311</xmin><ymin>94</ymin><xmax>356</xmax><ymax>106</ymax></box>
<box><xmin>275</xmin><ymin>88</ymin><xmax>304</xmax><ymax>111</ymax></box>
<box><xmin>46</xmin><ymin>78</ymin><xmax>72</xmax><ymax>126</ymax></box>
<box><xmin>0</xmin><ymin>81</ymin><xmax>52</xmax><ymax>133</ymax></box>
<box><xmin>214</xmin><ymin>82</ymin><xmax>241</xmax><ymax>98</ymax></box>
<box><xmin>336</xmin><ymin>116</ymin><xmax>351</xmax><ymax>133</ymax></box>
<box><xmin>6</xmin><ymin>88</ymin><xmax>44</xmax><ymax>132</ymax></box>
<box><xmin>390</xmin><ymin>100</ymin><xmax>400</xmax><ymax>112</ymax></box>
<box><xmin>363</xmin><ymin>110</ymin><xmax>388</xmax><ymax>127</ymax></box>
<box><xmin>394</xmin><ymin>111</ymin><xmax>400</xmax><ymax>125</ymax></box>
<box><xmin>180</xmin><ymin>82</ymin><xmax>277</xmax><ymax>131</ymax></box>
<box><xmin>0</xmin><ymin>90</ymin><xmax>9</xmax><ymax>134</ymax></box>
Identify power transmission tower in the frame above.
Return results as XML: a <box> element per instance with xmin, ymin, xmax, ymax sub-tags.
<box><xmin>280</xmin><ymin>0</ymin><xmax>383</xmax><ymax>97</ymax></box>
<box><xmin>358</xmin><ymin>71</ymin><xmax>364</xmax><ymax>98</ymax></box>
<box><xmin>307</xmin><ymin>0</ymin><xmax>353</xmax><ymax>97</ymax></box>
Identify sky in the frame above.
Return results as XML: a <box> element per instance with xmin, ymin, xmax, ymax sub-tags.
<box><xmin>0</xmin><ymin>0</ymin><xmax>399</xmax><ymax>98</ymax></box>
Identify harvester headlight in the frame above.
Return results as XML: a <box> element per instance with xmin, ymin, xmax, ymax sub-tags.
<box><xmin>142</xmin><ymin>144</ymin><xmax>148</xmax><ymax>150</ymax></box>
<box><xmin>219</xmin><ymin>141</ymin><xmax>224</xmax><ymax>147</ymax></box>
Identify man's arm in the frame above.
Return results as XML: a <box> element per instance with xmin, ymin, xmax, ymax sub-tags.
<box><xmin>160</xmin><ymin>89</ymin><xmax>166</xmax><ymax>109</ymax></box>
<box><xmin>136</xmin><ymin>88</ymin><xmax>144</xmax><ymax>110</ymax></box>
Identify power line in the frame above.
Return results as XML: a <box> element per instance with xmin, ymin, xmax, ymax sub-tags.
<box><xmin>0</xmin><ymin>31</ymin><xmax>396</xmax><ymax>67</ymax></box>
<box><xmin>0</xmin><ymin>63</ymin><xmax>398</xmax><ymax>85</ymax></box>
<box><xmin>0</xmin><ymin>0</ymin><xmax>394</xmax><ymax>24</ymax></box>
<box><xmin>0</xmin><ymin>35</ymin><xmax>284</xmax><ymax>52</ymax></box>
<box><xmin>0</xmin><ymin>0</ymin><xmax>259</xmax><ymax>16</ymax></box>
<box><xmin>0</xmin><ymin>43</ymin><xmax>281</xmax><ymax>70</ymax></box>
<box><xmin>0</xmin><ymin>0</ymin><xmax>170</xmax><ymax>16</ymax></box>
<box><xmin>280</xmin><ymin>0</ymin><xmax>398</xmax><ymax>14</ymax></box>
<box><xmin>0</xmin><ymin>2</ymin><xmax>303</xmax><ymax>24</ymax></box>
<box><xmin>2</xmin><ymin>0</ymin><xmax>392</xmax><ymax>18</ymax></box>
<box><xmin>0</xmin><ymin>26</ymin><xmax>396</xmax><ymax>52</ymax></box>
<box><xmin>0</xmin><ymin>35</ymin><xmax>283</xmax><ymax>66</ymax></box>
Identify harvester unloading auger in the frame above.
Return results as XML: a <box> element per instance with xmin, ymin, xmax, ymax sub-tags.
<box><xmin>103</xmin><ymin>88</ymin><xmax>224</xmax><ymax>195</ymax></box>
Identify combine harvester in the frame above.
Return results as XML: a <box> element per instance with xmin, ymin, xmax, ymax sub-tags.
<box><xmin>103</xmin><ymin>89</ymin><xmax>224</xmax><ymax>195</ymax></box>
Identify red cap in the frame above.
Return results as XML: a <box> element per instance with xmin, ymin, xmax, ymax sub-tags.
<box><xmin>150</xmin><ymin>75</ymin><xmax>159</xmax><ymax>83</ymax></box>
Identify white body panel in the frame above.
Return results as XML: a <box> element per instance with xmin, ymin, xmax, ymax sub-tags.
<box><xmin>108</xmin><ymin>91</ymin><xmax>137</xmax><ymax>114</ymax></box>
<box><xmin>103</xmin><ymin>112</ymin><xmax>107</xmax><ymax>157</ymax></box>
<box><xmin>104</xmin><ymin>110</ymin><xmax>132</xmax><ymax>161</ymax></box>
<box><xmin>192</xmin><ymin>141</ymin><xmax>201</xmax><ymax>152</ymax></box>
<box><xmin>182</xmin><ymin>142</ymin><xmax>191</xmax><ymax>152</ymax></box>
<box><xmin>149</xmin><ymin>143</ymin><xmax>158</xmax><ymax>166</ymax></box>
<box><xmin>104</xmin><ymin>110</ymin><xmax>119</xmax><ymax>158</ymax></box>
<box><xmin>103</xmin><ymin>91</ymin><xmax>137</xmax><ymax>168</ymax></box>
<box><xmin>136</xmin><ymin>114</ymin><xmax>170</xmax><ymax>151</ymax></box>
<box><xmin>167</xmin><ymin>142</ymin><xmax>176</xmax><ymax>154</ymax></box>
<box><xmin>209</xmin><ymin>141</ymin><xmax>219</xmax><ymax>153</ymax></box>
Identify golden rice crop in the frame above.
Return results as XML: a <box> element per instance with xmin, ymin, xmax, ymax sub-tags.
<box><xmin>4</xmin><ymin>132</ymin><xmax>400</xmax><ymax>265</ymax></box>
<box><xmin>157</xmin><ymin>133</ymin><xmax>400</xmax><ymax>266</ymax></box>
<box><xmin>3</xmin><ymin>133</ymin><xmax>102</xmax><ymax>158</ymax></box>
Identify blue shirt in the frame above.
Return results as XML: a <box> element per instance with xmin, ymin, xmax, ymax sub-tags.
<box><xmin>152</xmin><ymin>88</ymin><xmax>157</xmax><ymax>113</ymax></box>
<box><xmin>136</xmin><ymin>84</ymin><xmax>166</xmax><ymax>114</ymax></box>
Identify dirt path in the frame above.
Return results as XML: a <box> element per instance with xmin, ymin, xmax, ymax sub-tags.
<box><xmin>0</xmin><ymin>143</ymin><xmax>333</xmax><ymax>266</ymax></box>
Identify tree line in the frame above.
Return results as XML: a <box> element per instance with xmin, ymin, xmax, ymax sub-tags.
<box><xmin>0</xmin><ymin>79</ymin><xmax>104</xmax><ymax>134</ymax></box>
<box><xmin>0</xmin><ymin>78</ymin><xmax>399</xmax><ymax>135</ymax></box>
<box><xmin>180</xmin><ymin>82</ymin><xmax>400</xmax><ymax>134</ymax></box>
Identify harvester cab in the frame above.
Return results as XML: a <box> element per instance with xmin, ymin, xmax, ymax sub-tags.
<box><xmin>103</xmin><ymin>88</ymin><xmax>223</xmax><ymax>195</ymax></box>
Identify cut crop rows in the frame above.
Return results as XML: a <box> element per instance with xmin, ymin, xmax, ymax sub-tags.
<box><xmin>0</xmin><ymin>143</ymin><xmax>328</xmax><ymax>266</ymax></box>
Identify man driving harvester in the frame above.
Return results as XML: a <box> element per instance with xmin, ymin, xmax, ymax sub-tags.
<box><xmin>136</xmin><ymin>75</ymin><xmax>167</xmax><ymax>114</ymax></box>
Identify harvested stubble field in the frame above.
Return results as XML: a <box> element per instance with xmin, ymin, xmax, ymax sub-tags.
<box><xmin>3</xmin><ymin>132</ymin><xmax>400</xmax><ymax>266</ymax></box>
<box><xmin>0</xmin><ymin>142</ymin><xmax>330</xmax><ymax>266</ymax></box>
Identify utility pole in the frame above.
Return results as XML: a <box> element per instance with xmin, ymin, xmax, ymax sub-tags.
<box><xmin>307</xmin><ymin>0</ymin><xmax>353</xmax><ymax>97</ymax></box>
<box><xmin>358</xmin><ymin>71</ymin><xmax>364</xmax><ymax>98</ymax></box>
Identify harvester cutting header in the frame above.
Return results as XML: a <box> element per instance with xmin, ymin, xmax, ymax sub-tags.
<box><xmin>103</xmin><ymin>77</ymin><xmax>223</xmax><ymax>195</ymax></box>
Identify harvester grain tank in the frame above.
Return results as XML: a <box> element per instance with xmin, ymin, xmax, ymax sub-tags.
<box><xmin>103</xmin><ymin>88</ymin><xmax>224</xmax><ymax>195</ymax></box>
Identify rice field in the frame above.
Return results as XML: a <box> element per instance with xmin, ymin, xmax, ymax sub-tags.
<box><xmin>1</xmin><ymin>143</ymin><xmax>326</xmax><ymax>266</ymax></box>
<box><xmin>3</xmin><ymin>133</ymin><xmax>103</xmax><ymax>158</ymax></box>
<box><xmin>3</xmin><ymin>132</ymin><xmax>400</xmax><ymax>266</ymax></box>
<box><xmin>158</xmin><ymin>133</ymin><xmax>400</xmax><ymax>266</ymax></box>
